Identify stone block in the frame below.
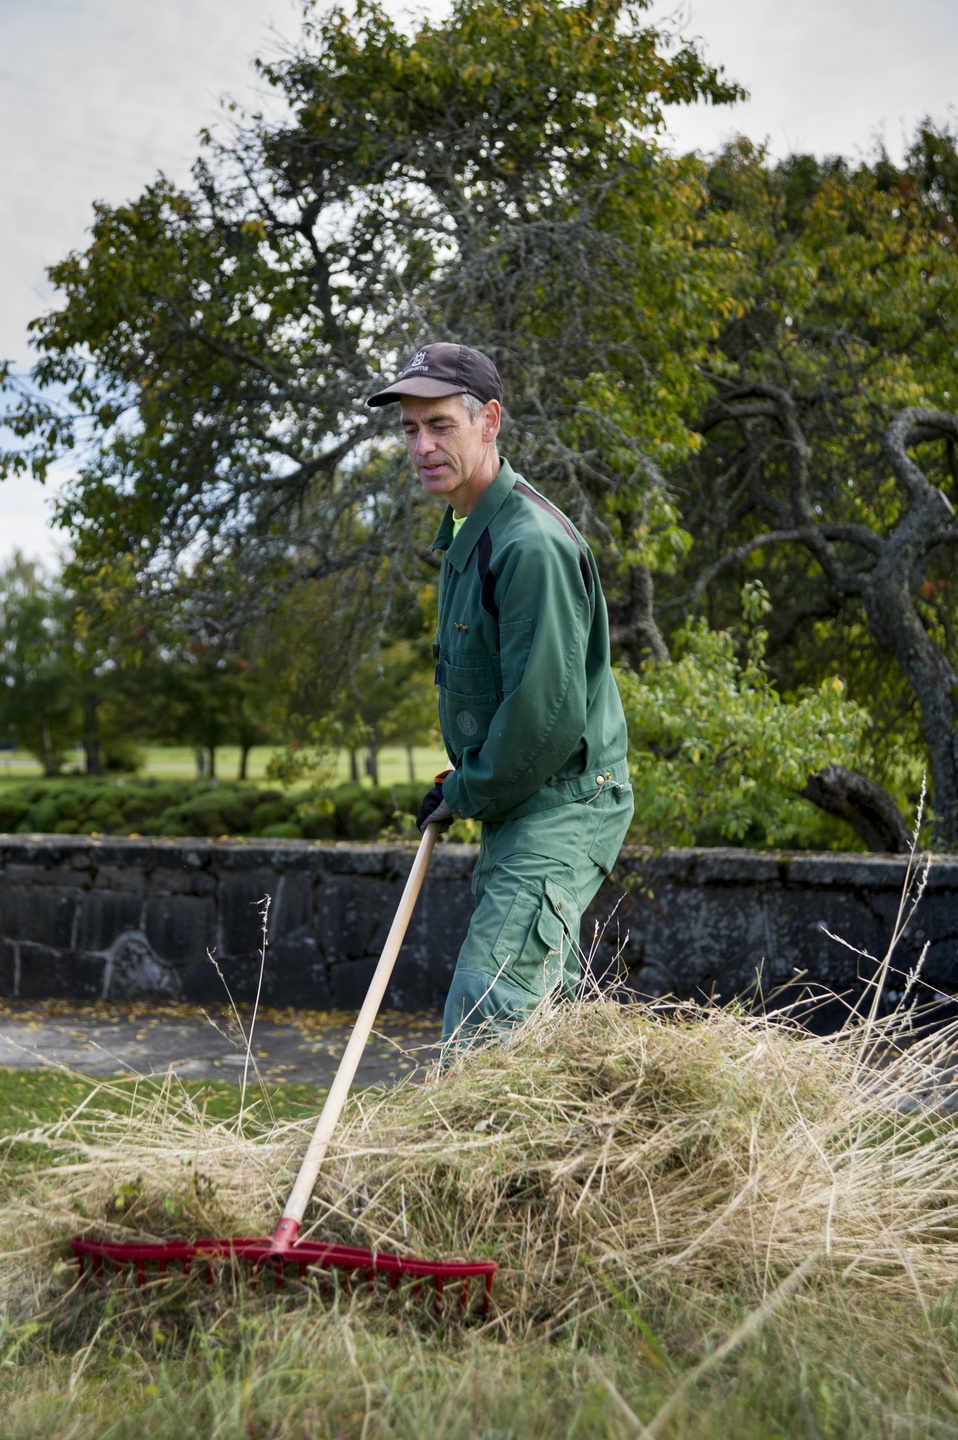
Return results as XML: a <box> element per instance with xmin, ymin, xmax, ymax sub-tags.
<box><xmin>428</xmin><ymin>842</ymin><xmax>479</xmax><ymax>881</ymax></box>
<box><xmin>262</xmin><ymin>933</ymin><xmax>331</xmax><ymax>1009</ymax></box>
<box><xmin>386</xmin><ymin>941</ymin><xmax>431</xmax><ymax>1011</ymax></box>
<box><xmin>75</xmin><ymin>890</ymin><xmax>144</xmax><ymax>952</ymax></box>
<box><xmin>693</xmin><ymin>849</ymin><xmax>782</xmax><ymax>885</ymax></box>
<box><xmin>267</xmin><ymin>873</ymin><xmax>314</xmax><ymax>942</ymax></box>
<box><xmin>262</xmin><ymin>844</ymin><xmax>315</xmax><ymax>872</ymax></box>
<box><xmin>145</xmin><ymin>895</ymin><xmax>217</xmax><ymax>966</ymax></box>
<box><xmin>102</xmin><ymin>934</ymin><xmax>181</xmax><ymax>1002</ymax></box>
<box><xmin>150</xmin><ymin>843</ymin><xmax>211</xmax><ymax>873</ymax></box>
<box><xmin>84</xmin><ymin>865</ymin><xmax>148</xmax><ymax>894</ymax></box>
<box><xmin>178</xmin><ymin>955</ymin><xmax>259</xmax><ymax>1005</ymax></box>
<box><xmin>4</xmin><ymin>864</ymin><xmax>81</xmax><ymax>889</ymax></box>
<box><xmin>325</xmin><ymin>845</ymin><xmax>395</xmax><ymax>877</ymax></box>
<box><xmin>17</xmin><ymin>944</ymin><xmax>103</xmax><ymax>1000</ymax></box>
<box><xmin>4</xmin><ymin>842</ymin><xmax>77</xmax><ymax>868</ymax></box>
<box><xmin>217</xmin><ymin>844</ymin><xmax>286</xmax><ymax>873</ymax></box>
<box><xmin>318</xmin><ymin>878</ymin><xmax>398</xmax><ymax>961</ymax></box>
<box><xmin>328</xmin><ymin>954</ymin><xmax>428</xmax><ymax>1010</ymax></box>
<box><xmin>419</xmin><ymin>878</ymin><xmax>471</xmax><ymax>995</ymax></box>
<box><xmin>0</xmin><ymin>938</ymin><xmax>16</xmax><ymax>995</ymax></box>
<box><xmin>0</xmin><ymin>886</ymin><xmax>77</xmax><ymax>947</ymax></box>
<box><xmin>218</xmin><ymin>870</ymin><xmax>278</xmax><ymax>955</ymax></box>
<box><xmin>151</xmin><ymin>869</ymin><xmax>218</xmax><ymax>896</ymax></box>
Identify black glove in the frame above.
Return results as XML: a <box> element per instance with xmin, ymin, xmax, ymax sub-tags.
<box><xmin>417</xmin><ymin>781</ymin><xmax>454</xmax><ymax>833</ymax></box>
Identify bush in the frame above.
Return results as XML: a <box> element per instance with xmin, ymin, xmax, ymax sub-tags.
<box><xmin>618</xmin><ymin>583</ymin><xmax>871</xmax><ymax>850</ymax></box>
<box><xmin>0</xmin><ymin>797</ymin><xmax>30</xmax><ymax>831</ymax></box>
<box><xmin>0</xmin><ymin>777</ymin><xmax>427</xmax><ymax>842</ymax></box>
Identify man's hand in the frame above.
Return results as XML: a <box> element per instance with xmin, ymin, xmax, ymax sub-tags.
<box><xmin>417</xmin><ymin>773</ymin><xmax>454</xmax><ymax>833</ymax></box>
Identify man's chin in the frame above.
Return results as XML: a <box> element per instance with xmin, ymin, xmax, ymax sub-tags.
<box><xmin>419</xmin><ymin>471</ymin><xmax>456</xmax><ymax>493</ymax></box>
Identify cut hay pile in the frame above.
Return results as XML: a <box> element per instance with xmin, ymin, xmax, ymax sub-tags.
<box><xmin>4</xmin><ymin>1000</ymin><xmax>958</xmax><ymax>1329</ymax></box>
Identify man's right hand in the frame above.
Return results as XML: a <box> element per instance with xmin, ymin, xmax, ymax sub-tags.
<box><xmin>417</xmin><ymin>774</ymin><xmax>454</xmax><ymax>833</ymax></box>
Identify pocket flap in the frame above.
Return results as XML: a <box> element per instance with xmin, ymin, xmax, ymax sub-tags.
<box><xmin>538</xmin><ymin>878</ymin><xmax>577</xmax><ymax>951</ymax></box>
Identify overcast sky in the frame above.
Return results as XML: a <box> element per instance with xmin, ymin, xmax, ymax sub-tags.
<box><xmin>3</xmin><ymin>0</ymin><xmax>958</xmax><ymax>566</ymax></box>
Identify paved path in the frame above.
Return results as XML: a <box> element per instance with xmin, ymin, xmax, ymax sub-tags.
<box><xmin>0</xmin><ymin>1000</ymin><xmax>443</xmax><ymax>1088</ymax></box>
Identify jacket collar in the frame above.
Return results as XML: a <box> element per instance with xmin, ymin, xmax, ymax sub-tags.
<box><xmin>428</xmin><ymin>457</ymin><xmax>518</xmax><ymax>571</ymax></box>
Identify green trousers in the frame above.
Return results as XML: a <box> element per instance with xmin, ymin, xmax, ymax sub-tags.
<box><xmin>441</xmin><ymin>761</ymin><xmax>634</xmax><ymax>1046</ymax></box>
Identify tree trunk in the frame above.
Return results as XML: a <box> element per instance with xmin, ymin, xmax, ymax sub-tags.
<box><xmin>862</xmin><ymin>410</ymin><xmax>958</xmax><ymax>844</ymax></box>
<box><xmin>406</xmin><ymin>744</ymin><xmax>415</xmax><ymax>783</ymax></box>
<box><xmin>366</xmin><ymin>743</ymin><xmax>378</xmax><ymax>786</ymax></box>
<box><xmin>349</xmin><ymin>748</ymin><xmax>359</xmax><ymax>782</ymax></box>
<box><xmin>41</xmin><ymin>721</ymin><xmax>59</xmax><ymax>777</ymax></box>
<box><xmin>802</xmin><ymin>765</ymin><xmax>912</xmax><ymax>853</ymax></box>
<box><xmin>83</xmin><ymin>692</ymin><xmax>102</xmax><ymax>776</ymax></box>
<box><xmin>208</xmin><ymin>746</ymin><xmax>216</xmax><ymax>779</ymax></box>
<box><xmin>608</xmin><ymin>562</ymin><xmax>670</xmax><ymax>668</ymax></box>
<box><xmin>239</xmin><ymin>743</ymin><xmax>251</xmax><ymax>781</ymax></box>
<box><xmin>195</xmin><ymin>748</ymin><xmax>206</xmax><ymax>778</ymax></box>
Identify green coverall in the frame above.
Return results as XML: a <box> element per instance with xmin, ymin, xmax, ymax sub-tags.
<box><xmin>433</xmin><ymin>458</ymin><xmax>634</xmax><ymax>1045</ymax></box>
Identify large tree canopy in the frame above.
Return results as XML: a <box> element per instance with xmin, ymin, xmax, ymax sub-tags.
<box><xmin>664</xmin><ymin>131</ymin><xmax>958</xmax><ymax>839</ymax></box>
<box><xmin>1</xmin><ymin>0</ymin><xmax>740</xmax><ymax>629</ymax></box>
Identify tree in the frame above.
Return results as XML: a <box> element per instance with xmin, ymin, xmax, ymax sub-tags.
<box><xmin>0</xmin><ymin>555</ymin><xmax>77</xmax><ymax>773</ymax></box>
<box><xmin>618</xmin><ymin>583</ymin><xmax>871</xmax><ymax>849</ymax></box>
<box><xmin>0</xmin><ymin>554</ymin><xmax>151</xmax><ymax>776</ymax></box>
<box><xmin>1</xmin><ymin>0</ymin><xmax>741</xmax><ymax>645</ymax></box>
<box><xmin>657</xmin><ymin>130</ymin><xmax>958</xmax><ymax>842</ymax></box>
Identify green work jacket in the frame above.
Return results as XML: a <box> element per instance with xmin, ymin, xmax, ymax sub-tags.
<box><xmin>432</xmin><ymin>457</ymin><xmax>629</xmax><ymax>823</ymax></box>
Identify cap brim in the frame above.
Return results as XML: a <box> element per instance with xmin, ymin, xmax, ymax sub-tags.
<box><xmin>366</xmin><ymin>377</ymin><xmax>468</xmax><ymax>407</ymax></box>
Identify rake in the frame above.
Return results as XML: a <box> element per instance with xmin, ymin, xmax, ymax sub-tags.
<box><xmin>71</xmin><ymin>821</ymin><xmax>497</xmax><ymax>1313</ymax></box>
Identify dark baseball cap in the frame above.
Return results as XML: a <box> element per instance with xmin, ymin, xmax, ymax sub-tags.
<box><xmin>367</xmin><ymin>342</ymin><xmax>503</xmax><ymax>407</ymax></box>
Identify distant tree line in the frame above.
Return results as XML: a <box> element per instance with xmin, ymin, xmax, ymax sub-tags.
<box><xmin>0</xmin><ymin>551</ymin><xmax>437</xmax><ymax>781</ymax></box>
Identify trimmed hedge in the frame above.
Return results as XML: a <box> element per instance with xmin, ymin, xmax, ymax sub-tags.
<box><xmin>0</xmin><ymin>778</ymin><xmax>427</xmax><ymax>842</ymax></box>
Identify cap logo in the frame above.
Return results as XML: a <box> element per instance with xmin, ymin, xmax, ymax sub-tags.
<box><xmin>404</xmin><ymin>349</ymin><xmax>430</xmax><ymax>375</ymax></box>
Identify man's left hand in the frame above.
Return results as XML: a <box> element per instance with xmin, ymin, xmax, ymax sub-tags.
<box><xmin>417</xmin><ymin>782</ymin><xmax>454</xmax><ymax>833</ymax></box>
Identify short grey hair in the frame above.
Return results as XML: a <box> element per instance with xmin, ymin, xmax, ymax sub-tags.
<box><xmin>457</xmin><ymin>392</ymin><xmax>485</xmax><ymax>422</ymax></box>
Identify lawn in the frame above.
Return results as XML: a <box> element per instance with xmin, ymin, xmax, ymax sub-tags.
<box><xmin>4</xmin><ymin>1001</ymin><xmax>958</xmax><ymax>1438</ymax></box>
<box><xmin>0</xmin><ymin>744</ymin><xmax>450</xmax><ymax>786</ymax></box>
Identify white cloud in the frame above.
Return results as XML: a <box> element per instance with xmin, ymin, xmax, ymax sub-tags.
<box><xmin>658</xmin><ymin>0</ymin><xmax>958</xmax><ymax>161</ymax></box>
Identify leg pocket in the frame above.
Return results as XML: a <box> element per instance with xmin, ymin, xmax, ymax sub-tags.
<box><xmin>492</xmin><ymin>878</ymin><xmax>578</xmax><ymax>999</ymax></box>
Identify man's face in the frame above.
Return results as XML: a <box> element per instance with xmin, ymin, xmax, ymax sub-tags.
<box><xmin>400</xmin><ymin>394</ymin><xmax>500</xmax><ymax>512</ymax></box>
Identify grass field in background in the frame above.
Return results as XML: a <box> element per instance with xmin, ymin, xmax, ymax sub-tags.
<box><xmin>0</xmin><ymin>744</ymin><xmax>450</xmax><ymax>787</ymax></box>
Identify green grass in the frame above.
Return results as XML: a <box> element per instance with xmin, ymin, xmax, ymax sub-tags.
<box><xmin>0</xmin><ymin>1067</ymin><xmax>327</xmax><ymax>1128</ymax></box>
<box><xmin>6</xmin><ymin>1009</ymin><xmax>958</xmax><ymax>1439</ymax></box>
<box><xmin>0</xmin><ymin>744</ymin><xmax>450</xmax><ymax>786</ymax></box>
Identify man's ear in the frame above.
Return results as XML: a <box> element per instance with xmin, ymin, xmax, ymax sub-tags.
<box><xmin>481</xmin><ymin>399</ymin><xmax>502</xmax><ymax>443</ymax></box>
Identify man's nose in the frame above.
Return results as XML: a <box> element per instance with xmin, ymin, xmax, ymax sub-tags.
<box><xmin>414</xmin><ymin>428</ymin><xmax>435</xmax><ymax>456</ymax></box>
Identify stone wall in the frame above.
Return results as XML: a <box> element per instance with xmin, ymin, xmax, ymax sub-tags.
<box><xmin>1</xmin><ymin>835</ymin><xmax>955</xmax><ymax>1018</ymax></box>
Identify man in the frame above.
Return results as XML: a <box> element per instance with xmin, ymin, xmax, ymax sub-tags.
<box><xmin>368</xmin><ymin>342</ymin><xmax>633</xmax><ymax>1045</ymax></box>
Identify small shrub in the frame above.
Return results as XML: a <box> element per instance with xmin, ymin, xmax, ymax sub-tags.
<box><xmin>0</xmin><ymin>798</ymin><xmax>30</xmax><ymax>832</ymax></box>
<box><xmin>251</xmin><ymin>801</ymin><xmax>291</xmax><ymax>828</ymax></box>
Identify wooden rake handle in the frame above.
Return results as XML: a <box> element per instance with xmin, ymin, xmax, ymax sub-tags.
<box><xmin>271</xmin><ymin>821</ymin><xmax>440</xmax><ymax>1249</ymax></box>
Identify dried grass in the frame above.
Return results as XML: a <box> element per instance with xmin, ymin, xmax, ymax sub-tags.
<box><xmin>4</xmin><ymin>996</ymin><xmax>958</xmax><ymax>1336</ymax></box>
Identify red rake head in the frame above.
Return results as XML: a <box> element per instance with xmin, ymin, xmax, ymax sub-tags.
<box><xmin>70</xmin><ymin>1236</ymin><xmax>496</xmax><ymax>1313</ymax></box>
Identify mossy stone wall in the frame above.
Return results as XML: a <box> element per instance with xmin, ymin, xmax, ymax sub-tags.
<box><xmin>0</xmin><ymin>837</ymin><xmax>952</xmax><ymax>1019</ymax></box>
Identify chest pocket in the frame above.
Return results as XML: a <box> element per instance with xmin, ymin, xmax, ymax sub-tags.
<box><xmin>439</xmin><ymin>652</ymin><xmax>502</xmax><ymax>747</ymax></box>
